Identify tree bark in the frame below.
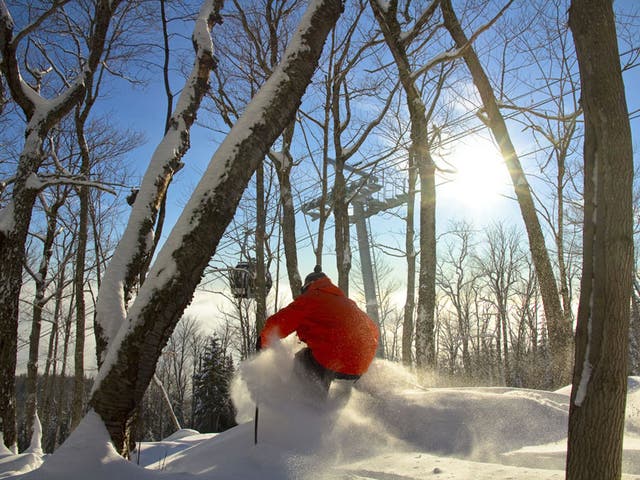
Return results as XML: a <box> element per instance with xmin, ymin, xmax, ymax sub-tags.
<box><xmin>441</xmin><ymin>0</ymin><xmax>572</xmax><ymax>387</ymax></box>
<box><xmin>264</xmin><ymin>5</ymin><xmax>301</xmax><ymax>299</ymax></box>
<box><xmin>402</xmin><ymin>154</ymin><xmax>417</xmax><ymax>366</ymax></box>
<box><xmin>331</xmin><ymin>37</ymin><xmax>352</xmax><ymax>295</ymax></box>
<box><xmin>566</xmin><ymin>1</ymin><xmax>634</xmax><ymax>478</ymax></box>
<box><xmin>71</xmin><ymin>106</ymin><xmax>92</xmax><ymax>429</ymax></box>
<box><xmin>89</xmin><ymin>0</ymin><xmax>342</xmax><ymax>456</ymax></box>
<box><xmin>370</xmin><ymin>0</ymin><xmax>437</xmax><ymax>369</ymax></box>
<box><xmin>255</xmin><ymin>160</ymin><xmax>267</xmax><ymax>334</ymax></box>
<box><xmin>270</xmin><ymin>122</ymin><xmax>303</xmax><ymax>298</ymax></box>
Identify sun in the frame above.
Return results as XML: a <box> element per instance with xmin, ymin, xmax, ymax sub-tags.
<box><xmin>438</xmin><ymin>138</ymin><xmax>511</xmax><ymax>209</ymax></box>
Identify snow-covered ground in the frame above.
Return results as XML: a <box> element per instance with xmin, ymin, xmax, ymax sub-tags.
<box><xmin>3</xmin><ymin>340</ymin><xmax>640</xmax><ymax>479</ymax></box>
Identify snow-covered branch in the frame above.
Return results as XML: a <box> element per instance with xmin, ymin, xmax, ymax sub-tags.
<box><xmin>93</xmin><ymin>0</ymin><xmax>223</xmax><ymax>364</ymax></box>
<box><xmin>90</xmin><ymin>0</ymin><xmax>343</xmax><ymax>455</ymax></box>
<box><xmin>35</xmin><ymin>176</ymin><xmax>118</xmax><ymax>195</ymax></box>
<box><xmin>398</xmin><ymin>0</ymin><xmax>439</xmax><ymax>47</ymax></box>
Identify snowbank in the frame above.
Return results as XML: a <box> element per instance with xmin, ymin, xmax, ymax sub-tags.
<box><xmin>5</xmin><ymin>345</ymin><xmax>640</xmax><ymax>479</ymax></box>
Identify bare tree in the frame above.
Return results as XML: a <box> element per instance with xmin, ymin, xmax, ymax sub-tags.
<box><xmin>510</xmin><ymin>258</ymin><xmax>542</xmax><ymax>388</ymax></box>
<box><xmin>566</xmin><ymin>0</ymin><xmax>634</xmax><ymax>478</ymax></box>
<box><xmin>0</xmin><ymin>0</ymin><xmax>122</xmax><ymax>450</ymax></box>
<box><xmin>476</xmin><ymin>223</ymin><xmax>524</xmax><ymax>386</ymax></box>
<box><xmin>440</xmin><ymin>0</ymin><xmax>572</xmax><ymax>387</ymax></box>
<box><xmin>402</xmin><ymin>144</ymin><xmax>417</xmax><ymax>367</ymax></box>
<box><xmin>209</xmin><ymin>0</ymin><xmax>305</xmax><ymax>302</ymax></box>
<box><xmin>502</xmin><ymin>0</ymin><xmax>583</xmax><ymax>326</ymax></box>
<box><xmin>163</xmin><ymin>315</ymin><xmax>202</xmax><ymax>426</ymax></box>
<box><xmin>437</xmin><ymin>221</ymin><xmax>479</xmax><ymax>378</ymax></box>
<box><xmin>369</xmin><ymin>0</ymin><xmax>441</xmax><ymax>370</ymax></box>
<box><xmin>89</xmin><ymin>0</ymin><xmax>342</xmax><ymax>455</ymax></box>
<box><xmin>327</xmin><ymin>2</ymin><xmax>395</xmax><ymax>295</ymax></box>
<box><xmin>23</xmin><ymin>186</ymin><xmax>69</xmax><ymax>446</ymax></box>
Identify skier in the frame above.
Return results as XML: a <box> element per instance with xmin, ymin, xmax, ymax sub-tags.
<box><xmin>257</xmin><ymin>265</ymin><xmax>379</xmax><ymax>397</ymax></box>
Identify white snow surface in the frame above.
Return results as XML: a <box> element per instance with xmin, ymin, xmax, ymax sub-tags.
<box><xmin>6</xmin><ymin>342</ymin><xmax>640</xmax><ymax>479</ymax></box>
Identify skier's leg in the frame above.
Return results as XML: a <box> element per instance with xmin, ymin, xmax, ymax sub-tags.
<box><xmin>331</xmin><ymin>372</ymin><xmax>360</xmax><ymax>401</ymax></box>
<box><xmin>293</xmin><ymin>348</ymin><xmax>334</xmax><ymax>399</ymax></box>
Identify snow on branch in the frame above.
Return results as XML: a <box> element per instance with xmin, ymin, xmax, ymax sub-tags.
<box><xmin>93</xmin><ymin>0</ymin><xmax>223</xmax><ymax>363</ymax></box>
<box><xmin>398</xmin><ymin>0</ymin><xmax>439</xmax><ymax>47</ymax></box>
<box><xmin>35</xmin><ymin>175</ymin><xmax>117</xmax><ymax>195</ymax></box>
<box><xmin>496</xmin><ymin>101</ymin><xmax>583</xmax><ymax>122</ymax></box>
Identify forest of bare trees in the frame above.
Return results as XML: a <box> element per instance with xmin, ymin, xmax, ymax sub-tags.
<box><xmin>0</xmin><ymin>0</ymin><xmax>638</xmax><ymax>477</ymax></box>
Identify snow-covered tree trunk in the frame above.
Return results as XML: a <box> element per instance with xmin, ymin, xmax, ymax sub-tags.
<box><xmin>0</xmin><ymin>0</ymin><xmax>121</xmax><ymax>450</ymax></box>
<box><xmin>89</xmin><ymin>0</ymin><xmax>343</xmax><ymax>456</ymax></box>
<box><xmin>93</xmin><ymin>0</ymin><xmax>224</xmax><ymax>365</ymax></box>
<box><xmin>25</xmin><ymin>411</ymin><xmax>43</xmax><ymax>456</ymax></box>
<box><xmin>440</xmin><ymin>0</ymin><xmax>572</xmax><ymax>387</ymax></box>
<box><xmin>566</xmin><ymin>1</ymin><xmax>634</xmax><ymax>478</ymax></box>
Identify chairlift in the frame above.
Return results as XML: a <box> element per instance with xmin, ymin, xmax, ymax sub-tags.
<box><xmin>229</xmin><ymin>260</ymin><xmax>272</xmax><ymax>299</ymax></box>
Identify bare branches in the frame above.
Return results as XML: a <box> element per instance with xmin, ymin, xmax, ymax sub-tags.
<box><xmin>399</xmin><ymin>0</ymin><xmax>440</xmax><ymax>47</ymax></box>
<box><xmin>13</xmin><ymin>0</ymin><xmax>71</xmax><ymax>47</ymax></box>
<box><xmin>412</xmin><ymin>0</ymin><xmax>514</xmax><ymax>80</ymax></box>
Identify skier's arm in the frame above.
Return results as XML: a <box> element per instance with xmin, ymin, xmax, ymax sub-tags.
<box><xmin>259</xmin><ymin>298</ymin><xmax>308</xmax><ymax>348</ymax></box>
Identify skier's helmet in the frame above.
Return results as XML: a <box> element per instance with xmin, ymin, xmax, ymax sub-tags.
<box><xmin>302</xmin><ymin>265</ymin><xmax>326</xmax><ymax>292</ymax></box>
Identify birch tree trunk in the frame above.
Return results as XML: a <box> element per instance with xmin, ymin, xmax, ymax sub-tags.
<box><xmin>566</xmin><ymin>1</ymin><xmax>634</xmax><ymax>478</ymax></box>
<box><xmin>0</xmin><ymin>0</ymin><xmax>121</xmax><ymax>450</ymax></box>
<box><xmin>440</xmin><ymin>0</ymin><xmax>572</xmax><ymax>386</ymax></box>
<box><xmin>89</xmin><ymin>0</ymin><xmax>342</xmax><ymax>455</ymax></box>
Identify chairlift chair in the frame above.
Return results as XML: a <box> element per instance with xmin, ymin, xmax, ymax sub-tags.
<box><xmin>229</xmin><ymin>261</ymin><xmax>272</xmax><ymax>299</ymax></box>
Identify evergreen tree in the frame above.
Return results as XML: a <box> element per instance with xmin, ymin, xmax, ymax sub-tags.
<box><xmin>192</xmin><ymin>336</ymin><xmax>236</xmax><ymax>433</ymax></box>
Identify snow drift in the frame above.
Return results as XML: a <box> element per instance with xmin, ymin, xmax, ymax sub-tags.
<box><xmin>5</xmin><ymin>339</ymin><xmax>640</xmax><ymax>479</ymax></box>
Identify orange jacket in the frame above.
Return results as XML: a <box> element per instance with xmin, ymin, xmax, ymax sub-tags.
<box><xmin>259</xmin><ymin>276</ymin><xmax>379</xmax><ymax>376</ymax></box>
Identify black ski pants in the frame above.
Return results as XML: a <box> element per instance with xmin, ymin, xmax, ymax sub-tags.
<box><xmin>293</xmin><ymin>347</ymin><xmax>360</xmax><ymax>397</ymax></box>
